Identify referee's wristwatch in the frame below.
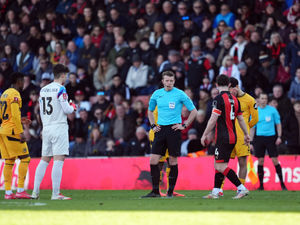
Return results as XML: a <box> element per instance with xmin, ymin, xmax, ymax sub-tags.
<box><xmin>182</xmin><ymin>123</ymin><xmax>187</xmax><ymax>129</ymax></box>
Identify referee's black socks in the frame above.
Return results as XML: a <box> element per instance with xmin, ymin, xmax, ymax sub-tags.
<box><xmin>258</xmin><ymin>165</ymin><xmax>264</xmax><ymax>188</ymax></box>
<box><xmin>275</xmin><ymin>164</ymin><xmax>284</xmax><ymax>185</ymax></box>
<box><xmin>150</xmin><ymin>164</ymin><xmax>160</xmax><ymax>194</ymax></box>
<box><xmin>167</xmin><ymin>165</ymin><xmax>178</xmax><ymax>195</ymax></box>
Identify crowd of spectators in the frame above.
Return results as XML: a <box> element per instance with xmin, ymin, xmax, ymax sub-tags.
<box><xmin>0</xmin><ymin>0</ymin><xmax>300</xmax><ymax>158</ymax></box>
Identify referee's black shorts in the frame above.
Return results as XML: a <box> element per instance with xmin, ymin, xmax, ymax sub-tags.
<box><xmin>254</xmin><ymin>135</ymin><xmax>278</xmax><ymax>158</ymax></box>
<box><xmin>151</xmin><ymin>125</ymin><xmax>181</xmax><ymax>157</ymax></box>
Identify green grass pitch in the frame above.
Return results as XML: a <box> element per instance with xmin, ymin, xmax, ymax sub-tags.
<box><xmin>0</xmin><ymin>190</ymin><xmax>299</xmax><ymax>225</ymax></box>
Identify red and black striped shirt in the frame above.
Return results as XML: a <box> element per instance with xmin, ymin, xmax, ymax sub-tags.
<box><xmin>212</xmin><ymin>91</ymin><xmax>242</xmax><ymax>145</ymax></box>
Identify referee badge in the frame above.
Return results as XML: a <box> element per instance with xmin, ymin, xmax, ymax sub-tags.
<box><xmin>169</xmin><ymin>102</ymin><xmax>175</xmax><ymax>109</ymax></box>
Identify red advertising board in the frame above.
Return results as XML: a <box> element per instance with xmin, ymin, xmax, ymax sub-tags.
<box><xmin>1</xmin><ymin>156</ymin><xmax>299</xmax><ymax>190</ymax></box>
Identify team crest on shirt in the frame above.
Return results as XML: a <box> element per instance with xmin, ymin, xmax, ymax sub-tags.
<box><xmin>63</xmin><ymin>93</ymin><xmax>68</xmax><ymax>100</ymax></box>
<box><xmin>169</xmin><ymin>102</ymin><xmax>175</xmax><ymax>109</ymax></box>
<box><xmin>13</xmin><ymin>97</ymin><xmax>18</xmax><ymax>103</ymax></box>
<box><xmin>23</xmin><ymin>148</ymin><xmax>27</xmax><ymax>153</ymax></box>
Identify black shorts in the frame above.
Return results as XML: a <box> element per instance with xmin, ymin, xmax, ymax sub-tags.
<box><xmin>254</xmin><ymin>136</ymin><xmax>278</xmax><ymax>158</ymax></box>
<box><xmin>151</xmin><ymin>125</ymin><xmax>181</xmax><ymax>157</ymax></box>
<box><xmin>214</xmin><ymin>143</ymin><xmax>235</xmax><ymax>163</ymax></box>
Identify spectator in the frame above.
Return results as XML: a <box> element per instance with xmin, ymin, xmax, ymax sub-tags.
<box><xmin>109</xmin><ymin>104</ymin><xmax>136</xmax><ymax>151</ymax></box>
<box><xmin>70</xmin><ymin>134</ymin><xmax>87</xmax><ymax>157</ymax></box>
<box><xmin>288</xmin><ymin>67</ymin><xmax>300</xmax><ymax>103</ymax></box>
<box><xmin>229</xmin><ymin>33</ymin><xmax>247</xmax><ymax>64</ymax></box>
<box><xmin>65</xmin><ymin>72</ymin><xmax>82</xmax><ymax>101</ymax></box>
<box><xmin>198</xmin><ymin>89</ymin><xmax>210</xmax><ymax>113</ymax></box>
<box><xmin>91</xmin><ymin>24</ymin><xmax>104</xmax><ymax>48</ymax></box>
<box><xmin>114</xmin><ymin>55</ymin><xmax>130</xmax><ymax>82</ymax></box>
<box><xmin>89</xmin><ymin>107</ymin><xmax>111</xmax><ymax>138</ymax></box>
<box><xmin>159</xmin><ymin>49</ymin><xmax>185</xmax><ymax>74</ymax></box>
<box><xmin>267</xmin><ymin>32</ymin><xmax>286</xmax><ymax>63</ymax></box>
<box><xmin>271</xmin><ymin>84</ymin><xmax>293</xmax><ymax>120</ymax></box>
<box><xmin>74</xmin><ymin>89</ymin><xmax>91</xmax><ymax>118</ymax></box>
<box><xmin>74</xmin><ymin>108</ymin><xmax>91</xmax><ymax>141</ymax></box>
<box><xmin>276</xmin><ymin>16</ymin><xmax>292</xmax><ymax>44</ymax></box>
<box><xmin>149</xmin><ymin>21</ymin><xmax>164</xmax><ymax>49</ymax></box>
<box><xmin>90</xmin><ymin>90</ymin><xmax>111</xmax><ymax>114</ymax></box>
<box><xmin>242</xmin><ymin>31</ymin><xmax>267</xmax><ymax>64</ymax></box>
<box><xmin>40</xmin><ymin>72</ymin><xmax>53</xmax><ymax>88</ymax></box>
<box><xmin>99</xmin><ymin>21</ymin><xmax>115</xmax><ymax>57</ymax></box>
<box><xmin>219</xmin><ymin>55</ymin><xmax>242</xmax><ymax>87</ymax></box>
<box><xmin>0</xmin><ymin>24</ymin><xmax>9</xmax><ymax>49</ymax></box>
<box><xmin>179</xmin><ymin>16</ymin><xmax>199</xmax><ymax>40</ymax></box>
<box><xmin>1</xmin><ymin>44</ymin><xmax>16</xmax><ymax>67</ymax></box>
<box><xmin>33</xmin><ymin>46</ymin><xmax>49</xmax><ymax>75</ymax></box>
<box><xmin>78</xmin><ymin>34</ymin><xmax>98</xmax><ymax>70</ymax></box>
<box><xmin>282</xmin><ymin>100</ymin><xmax>300</xmax><ymax>154</ymax></box>
<box><xmin>274</xmin><ymin>53</ymin><xmax>291</xmax><ymax>91</ymax></box>
<box><xmin>192</xmin><ymin>109</ymin><xmax>207</xmax><ymax>139</ymax></box>
<box><xmin>59</xmin><ymin>54</ymin><xmax>77</xmax><ymax>73</ymax></box>
<box><xmin>108</xmin><ymin>74</ymin><xmax>130</xmax><ymax>101</ymax></box>
<box><xmin>0</xmin><ymin>58</ymin><xmax>13</xmax><ymax>87</ymax></box>
<box><xmin>144</xmin><ymin>2</ymin><xmax>159</xmax><ymax>29</ymax></box>
<box><xmin>204</xmin><ymin>37</ymin><xmax>220</xmax><ymax>64</ymax></box>
<box><xmin>6</xmin><ymin>22</ymin><xmax>27</xmax><ymax>52</ymax></box>
<box><xmin>93</xmin><ymin>56</ymin><xmax>117</xmax><ymax>91</ymax></box>
<box><xmin>24</xmin><ymin>129</ymin><xmax>42</xmax><ymax>158</ymax></box>
<box><xmin>187</xmin><ymin>46</ymin><xmax>214</xmax><ymax>95</ymax></box>
<box><xmin>126</xmin><ymin>54</ymin><xmax>154</xmax><ymax>95</ymax></box>
<box><xmin>66</xmin><ymin>40</ymin><xmax>79</xmax><ymax>65</ymax></box>
<box><xmin>35</xmin><ymin>58</ymin><xmax>52</xmax><ymax>85</ymax></box>
<box><xmin>159</xmin><ymin>1</ymin><xmax>176</xmax><ymax>24</ymax></box>
<box><xmin>258</xmin><ymin>54</ymin><xmax>277</xmax><ymax>90</ymax></box>
<box><xmin>124</xmin><ymin>126</ymin><xmax>150</xmax><ymax>156</ymax></box>
<box><xmin>108</xmin><ymin>34</ymin><xmax>129</xmax><ymax>66</ymax></box>
<box><xmin>213</xmin><ymin>20</ymin><xmax>232</xmax><ymax>47</ymax></box>
<box><xmin>140</xmin><ymin>38</ymin><xmax>156</xmax><ymax>67</ymax></box>
<box><xmin>237</xmin><ymin>62</ymin><xmax>254</xmax><ymax>94</ymax></box>
<box><xmin>13</xmin><ymin>42</ymin><xmax>34</xmax><ymax>74</ymax></box>
<box><xmin>191</xmin><ymin>0</ymin><xmax>207</xmax><ymax>30</ymax></box>
<box><xmin>285</xmin><ymin>31</ymin><xmax>300</xmax><ymax>79</ymax></box>
<box><xmin>72</xmin><ymin>24</ymin><xmax>85</xmax><ymax>49</ymax></box>
<box><xmin>216</xmin><ymin>37</ymin><xmax>233</xmax><ymax>67</ymax></box>
<box><xmin>213</xmin><ymin>4</ymin><xmax>236</xmax><ymax>28</ymax></box>
<box><xmin>85</xmin><ymin>127</ymin><xmax>108</xmax><ymax>156</ymax></box>
<box><xmin>50</xmin><ymin>42</ymin><xmax>66</xmax><ymax>65</ymax></box>
<box><xmin>157</xmin><ymin>32</ymin><xmax>177</xmax><ymax>58</ymax></box>
<box><xmin>181</xmin><ymin>128</ymin><xmax>200</xmax><ymax>156</ymax></box>
<box><xmin>135</xmin><ymin>17</ymin><xmax>151</xmax><ymax>43</ymax></box>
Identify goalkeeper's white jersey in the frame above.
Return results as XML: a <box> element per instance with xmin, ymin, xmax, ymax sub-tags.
<box><xmin>39</xmin><ymin>82</ymin><xmax>74</xmax><ymax>127</ymax></box>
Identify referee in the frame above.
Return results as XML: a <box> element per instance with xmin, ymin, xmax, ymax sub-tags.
<box><xmin>142</xmin><ymin>71</ymin><xmax>197</xmax><ymax>198</ymax></box>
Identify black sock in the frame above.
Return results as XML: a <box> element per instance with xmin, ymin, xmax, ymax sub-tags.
<box><xmin>150</xmin><ymin>164</ymin><xmax>160</xmax><ymax>194</ymax></box>
<box><xmin>258</xmin><ymin>165</ymin><xmax>264</xmax><ymax>187</ymax></box>
<box><xmin>214</xmin><ymin>171</ymin><xmax>225</xmax><ymax>188</ymax></box>
<box><xmin>275</xmin><ymin>164</ymin><xmax>284</xmax><ymax>185</ymax></box>
<box><xmin>167</xmin><ymin>165</ymin><xmax>178</xmax><ymax>195</ymax></box>
<box><xmin>223</xmin><ymin>168</ymin><xmax>241</xmax><ymax>187</ymax></box>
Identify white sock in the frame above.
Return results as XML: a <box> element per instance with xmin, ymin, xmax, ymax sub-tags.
<box><xmin>212</xmin><ymin>188</ymin><xmax>220</xmax><ymax>195</ymax></box>
<box><xmin>52</xmin><ymin>160</ymin><xmax>64</xmax><ymax>196</ymax></box>
<box><xmin>33</xmin><ymin>160</ymin><xmax>49</xmax><ymax>194</ymax></box>
<box><xmin>237</xmin><ymin>184</ymin><xmax>246</xmax><ymax>191</ymax></box>
<box><xmin>5</xmin><ymin>190</ymin><xmax>13</xmax><ymax>195</ymax></box>
<box><xmin>17</xmin><ymin>188</ymin><xmax>24</xmax><ymax>193</ymax></box>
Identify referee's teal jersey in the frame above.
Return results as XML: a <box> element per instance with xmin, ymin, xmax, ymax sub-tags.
<box><xmin>148</xmin><ymin>87</ymin><xmax>195</xmax><ymax>125</ymax></box>
<box><xmin>256</xmin><ymin>105</ymin><xmax>281</xmax><ymax>136</ymax></box>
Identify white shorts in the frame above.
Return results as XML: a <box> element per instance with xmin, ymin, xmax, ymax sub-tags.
<box><xmin>42</xmin><ymin>124</ymin><xmax>69</xmax><ymax>157</ymax></box>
